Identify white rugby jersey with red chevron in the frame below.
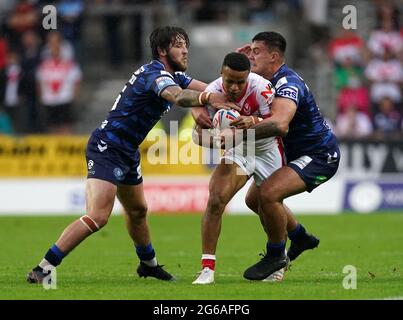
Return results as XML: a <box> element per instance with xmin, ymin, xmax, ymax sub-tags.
<box><xmin>206</xmin><ymin>72</ymin><xmax>278</xmax><ymax>151</ymax></box>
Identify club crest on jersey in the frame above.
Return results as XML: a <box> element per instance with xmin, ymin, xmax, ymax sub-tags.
<box><xmin>243</xmin><ymin>103</ymin><xmax>251</xmax><ymax>115</ymax></box>
<box><xmin>113</xmin><ymin>167</ymin><xmax>124</xmax><ymax>180</ymax></box>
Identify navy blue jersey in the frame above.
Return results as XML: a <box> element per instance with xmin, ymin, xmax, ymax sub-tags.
<box><xmin>93</xmin><ymin>60</ymin><xmax>192</xmax><ymax>155</ymax></box>
<box><xmin>270</xmin><ymin>64</ymin><xmax>338</xmax><ymax>161</ymax></box>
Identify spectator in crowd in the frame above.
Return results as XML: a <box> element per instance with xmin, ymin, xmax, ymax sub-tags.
<box><xmin>335</xmin><ymin>104</ymin><xmax>373</xmax><ymax>139</ymax></box>
<box><xmin>0</xmin><ymin>108</ymin><xmax>13</xmax><ymax>134</ymax></box>
<box><xmin>367</xmin><ymin>4</ymin><xmax>402</xmax><ymax>58</ymax></box>
<box><xmin>373</xmin><ymin>96</ymin><xmax>402</xmax><ymax>139</ymax></box>
<box><xmin>57</xmin><ymin>0</ymin><xmax>85</xmax><ymax>59</ymax></box>
<box><xmin>0</xmin><ymin>29</ymin><xmax>8</xmax><ymax>70</ymax></box>
<box><xmin>19</xmin><ymin>30</ymin><xmax>42</xmax><ymax>133</ymax></box>
<box><xmin>365</xmin><ymin>47</ymin><xmax>403</xmax><ymax>105</ymax></box>
<box><xmin>36</xmin><ymin>31</ymin><xmax>82</xmax><ymax>135</ymax></box>
<box><xmin>5</xmin><ymin>0</ymin><xmax>39</xmax><ymax>50</ymax></box>
<box><xmin>328</xmin><ymin>29</ymin><xmax>365</xmax><ymax>67</ymax></box>
<box><xmin>0</xmin><ymin>50</ymin><xmax>24</xmax><ymax>132</ymax></box>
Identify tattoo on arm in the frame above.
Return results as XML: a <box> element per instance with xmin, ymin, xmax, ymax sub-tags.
<box><xmin>176</xmin><ymin>89</ymin><xmax>203</xmax><ymax>108</ymax></box>
<box><xmin>251</xmin><ymin>121</ymin><xmax>285</xmax><ymax>140</ymax></box>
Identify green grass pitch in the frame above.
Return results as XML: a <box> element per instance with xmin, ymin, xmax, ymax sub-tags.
<box><xmin>0</xmin><ymin>213</ymin><xmax>402</xmax><ymax>300</ymax></box>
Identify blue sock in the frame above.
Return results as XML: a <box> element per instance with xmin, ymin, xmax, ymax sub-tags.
<box><xmin>288</xmin><ymin>224</ymin><xmax>307</xmax><ymax>242</ymax></box>
<box><xmin>44</xmin><ymin>244</ymin><xmax>66</xmax><ymax>267</ymax></box>
<box><xmin>135</xmin><ymin>243</ymin><xmax>156</xmax><ymax>261</ymax></box>
<box><xmin>266</xmin><ymin>240</ymin><xmax>286</xmax><ymax>257</ymax></box>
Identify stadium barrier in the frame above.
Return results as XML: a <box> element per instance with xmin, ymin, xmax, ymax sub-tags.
<box><xmin>0</xmin><ymin>136</ymin><xmax>403</xmax><ymax>214</ymax></box>
<box><xmin>0</xmin><ymin>134</ymin><xmax>211</xmax><ymax>177</ymax></box>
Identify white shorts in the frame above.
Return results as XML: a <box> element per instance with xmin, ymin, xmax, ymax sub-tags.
<box><xmin>221</xmin><ymin>141</ymin><xmax>285</xmax><ymax>186</ymax></box>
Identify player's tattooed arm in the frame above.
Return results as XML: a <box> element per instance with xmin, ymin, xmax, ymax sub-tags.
<box><xmin>252</xmin><ymin>97</ymin><xmax>297</xmax><ymax>139</ymax></box>
<box><xmin>161</xmin><ymin>86</ymin><xmax>240</xmax><ymax>110</ymax></box>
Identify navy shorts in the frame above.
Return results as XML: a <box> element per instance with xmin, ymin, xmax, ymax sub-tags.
<box><xmin>287</xmin><ymin>146</ymin><xmax>340</xmax><ymax>192</ymax></box>
<box><xmin>85</xmin><ymin>134</ymin><xmax>143</xmax><ymax>186</ymax></box>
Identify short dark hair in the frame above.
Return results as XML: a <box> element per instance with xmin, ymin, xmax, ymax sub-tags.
<box><xmin>252</xmin><ymin>32</ymin><xmax>286</xmax><ymax>56</ymax></box>
<box><xmin>222</xmin><ymin>52</ymin><xmax>251</xmax><ymax>72</ymax></box>
<box><xmin>150</xmin><ymin>26</ymin><xmax>189</xmax><ymax>60</ymax></box>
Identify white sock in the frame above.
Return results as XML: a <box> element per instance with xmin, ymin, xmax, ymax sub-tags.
<box><xmin>202</xmin><ymin>254</ymin><xmax>216</xmax><ymax>261</ymax></box>
<box><xmin>39</xmin><ymin>259</ymin><xmax>55</xmax><ymax>270</ymax></box>
<box><xmin>142</xmin><ymin>257</ymin><xmax>158</xmax><ymax>267</ymax></box>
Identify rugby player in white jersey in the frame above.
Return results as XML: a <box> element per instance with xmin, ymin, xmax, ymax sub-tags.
<box><xmin>192</xmin><ymin>52</ymin><xmax>285</xmax><ymax>284</ymax></box>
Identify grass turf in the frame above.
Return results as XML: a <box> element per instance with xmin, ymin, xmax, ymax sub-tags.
<box><xmin>0</xmin><ymin>213</ymin><xmax>402</xmax><ymax>300</ymax></box>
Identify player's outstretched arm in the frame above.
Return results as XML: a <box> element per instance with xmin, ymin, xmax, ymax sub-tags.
<box><xmin>160</xmin><ymin>86</ymin><xmax>240</xmax><ymax>110</ymax></box>
<box><xmin>252</xmin><ymin>97</ymin><xmax>297</xmax><ymax>139</ymax></box>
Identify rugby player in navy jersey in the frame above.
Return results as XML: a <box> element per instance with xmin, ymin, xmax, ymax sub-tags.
<box><xmin>226</xmin><ymin>32</ymin><xmax>340</xmax><ymax>280</ymax></box>
<box><xmin>27</xmin><ymin>26</ymin><xmax>238</xmax><ymax>284</ymax></box>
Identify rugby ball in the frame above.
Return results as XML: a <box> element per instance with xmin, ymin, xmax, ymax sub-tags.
<box><xmin>212</xmin><ymin>109</ymin><xmax>240</xmax><ymax>131</ymax></box>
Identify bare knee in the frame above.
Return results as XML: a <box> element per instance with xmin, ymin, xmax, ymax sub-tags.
<box><xmin>126</xmin><ymin>204</ymin><xmax>148</xmax><ymax>223</ymax></box>
<box><xmin>84</xmin><ymin>212</ymin><xmax>109</xmax><ymax>231</ymax></box>
<box><xmin>259</xmin><ymin>187</ymin><xmax>282</xmax><ymax>204</ymax></box>
<box><xmin>206</xmin><ymin>188</ymin><xmax>231</xmax><ymax>217</ymax></box>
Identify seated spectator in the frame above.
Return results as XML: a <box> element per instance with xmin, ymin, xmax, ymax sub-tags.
<box><xmin>5</xmin><ymin>0</ymin><xmax>39</xmax><ymax>49</ymax></box>
<box><xmin>19</xmin><ymin>30</ymin><xmax>42</xmax><ymax>133</ymax></box>
<box><xmin>57</xmin><ymin>0</ymin><xmax>84</xmax><ymax>55</ymax></box>
<box><xmin>333</xmin><ymin>56</ymin><xmax>365</xmax><ymax>92</ymax></box>
<box><xmin>367</xmin><ymin>13</ymin><xmax>402</xmax><ymax>58</ymax></box>
<box><xmin>36</xmin><ymin>31</ymin><xmax>82</xmax><ymax>135</ymax></box>
<box><xmin>335</xmin><ymin>104</ymin><xmax>373</xmax><ymax>139</ymax></box>
<box><xmin>329</xmin><ymin>29</ymin><xmax>364</xmax><ymax>67</ymax></box>
<box><xmin>0</xmin><ymin>31</ymin><xmax>7</xmax><ymax>70</ymax></box>
<box><xmin>365</xmin><ymin>47</ymin><xmax>403</xmax><ymax>105</ymax></box>
<box><xmin>373</xmin><ymin>96</ymin><xmax>402</xmax><ymax>139</ymax></box>
<box><xmin>0</xmin><ymin>108</ymin><xmax>14</xmax><ymax>134</ymax></box>
<box><xmin>0</xmin><ymin>51</ymin><xmax>24</xmax><ymax>132</ymax></box>
<box><xmin>336</xmin><ymin>85</ymin><xmax>370</xmax><ymax>116</ymax></box>
<box><xmin>41</xmin><ymin>31</ymin><xmax>75</xmax><ymax>61</ymax></box>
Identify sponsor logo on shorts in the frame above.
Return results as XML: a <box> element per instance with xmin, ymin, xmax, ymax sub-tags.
<box><xmin>88</xmin><ymin>160</ymin><xmax>94</xmax><ymax>170</ymax></box>
<box><xmin>314</xmin><ymin>175</ymin><xmax>328</xmax><ymax>185</ymax></box>
<box><xmin>290</xmin><ymin>155</ymin><xmax>312</xmax><ymax>170</ymax></box>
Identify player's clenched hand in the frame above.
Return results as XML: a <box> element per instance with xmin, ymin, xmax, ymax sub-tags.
<box><xmin>236</xmin><ymin>44</ymin><xmax>252</xmax><ymax>58</ymax></box>
<box><xmin>191</xmin><ymin>106</ymin><xmax>212</xmax><ymax>129</ymax></box>
<box><xmin>230</xmin><ymin>116</ymin><xmax>258</xmax><ymax>129</ymax></box>
<box><xmin>209</xmin><ymin>93</ymin><xmax>241</xmax><ymax>111</ymax></box>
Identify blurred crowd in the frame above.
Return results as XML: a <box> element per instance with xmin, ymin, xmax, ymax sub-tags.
<box><xmin>0</xmin><ymin>0</ymin><xmax>402</xmax><ymax>141</ymax></box>
<box><xmin>0</xmin><ymin>0</ymin><xmax>83</xmax><ymax>135</ymax></box>
<box><xmin>328</xmin><ymin>1</ymin><xmax>403</xmax><ymax>140</ymax></box>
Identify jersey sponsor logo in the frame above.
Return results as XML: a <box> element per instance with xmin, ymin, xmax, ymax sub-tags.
<box><xmin>155</xmin><ymin>76</ymin><xmax>176</xmax><ymax>93</ymax></box>
<box><xmin>277</xmin><ymin>86</ymin><xmax>298</xmax><ymax>100</ymax></box>
<box><xmin>290</xmin><ymin>155</ymin><xmax>312</xmax><ymax>170</ymax></box>
<box><xmin>88</xmin><ymin>160</ymin><xmax>94</xmax><ymax>170</ymax></box>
